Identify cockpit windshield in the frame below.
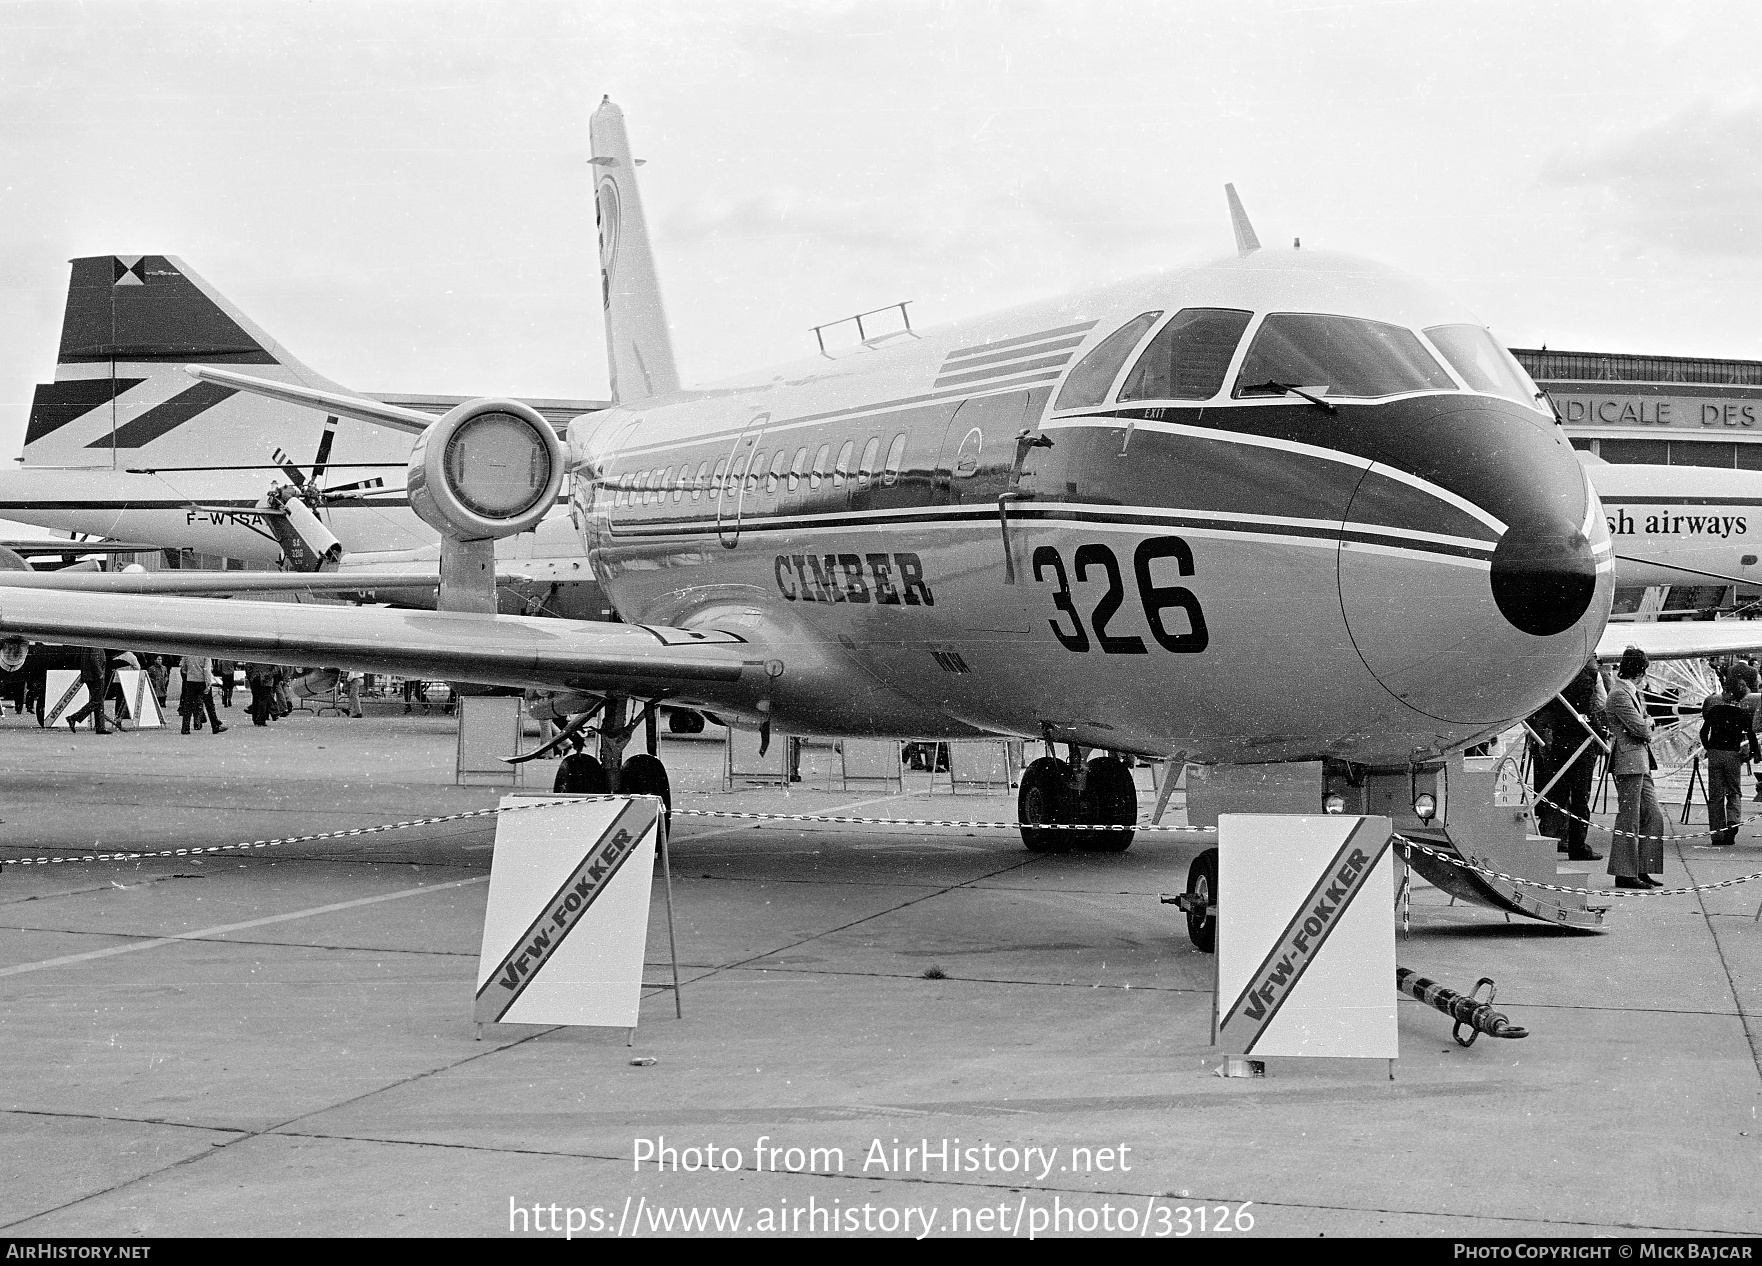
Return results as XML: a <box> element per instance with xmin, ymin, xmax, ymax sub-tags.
<box><xmin>1424</xmin><ymin>324</ymin><xmax>1545</xmax><ymax>410</ymax></box>
<box><xmin>1234</xmin><ymin>313</ymin><xmax>1457</xmax><ymax>401</ymax></box>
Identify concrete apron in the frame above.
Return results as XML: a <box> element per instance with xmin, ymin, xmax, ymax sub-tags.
<box><xmin>0</xmin><ymin>710</ymin><xmax>1758</xmax><ymax>1236</ymax></box>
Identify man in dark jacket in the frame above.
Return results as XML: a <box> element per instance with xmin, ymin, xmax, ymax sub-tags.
<box><xmin>64</xmin><ymin>646</ymin><xmax>112</xmax><ymax>734</ymax></box>
<box><xmin>1529</xmin><ymin>657</ymin><xmax>1607</xmax><ymax>862</ymax></box>
<box><xmin>246</xmin><ymin>662</ymin><xmax>277</xmax><ymax>726</ymax></box>
<box><xmin>1701</xmin><ymin>670</ymin><xmax>1761</xmax><ymax>846</ymax></box>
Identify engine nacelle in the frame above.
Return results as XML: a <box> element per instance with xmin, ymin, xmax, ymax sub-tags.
<box><xmin>280</xmin><ymin>496</ymin><xmax>343</xmax><ymax>568</ymax></box>
<box><xmin>408</xmin><ymin>399</ymin><xmax>564</xmax><ymax>542</ymax></box>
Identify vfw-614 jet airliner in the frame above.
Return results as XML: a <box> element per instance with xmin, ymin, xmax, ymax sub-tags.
<box><xmin>4</xmin><ymin>99</ymin><xmax>1750</xmax><ymax>944</ymax></box>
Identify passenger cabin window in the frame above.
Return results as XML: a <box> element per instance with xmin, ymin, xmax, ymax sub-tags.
<box><xmin>789</xmin><ymin>447</ymin><xmax>808</xmax><ymax>491</ymax></box>
<box><xmin>1234</xmin><ymin>314</ymin><xmax>1456</xmax><ymax>400</ymax></box>
<box><xmin>746</xmin><ymin>451</ymin><xmax>766</xmax><ymax>494</ymax></box>
<box><xmin>1424</xmin><ymin>324</ymin><xmax>1544</xmax><ymax>411</ymax></box>
<box><xmin>726</xmin><ymin>452</ymin><xmax>749</xmax><ymax>499</ymax></box>
<box><xmin>857</xmin><ymin>437</ymin><xmax>881</xmax><ymax>489</ymax></box>
<box><xmin>764</xmin><ymin>448</ymin><xmax>783</xmax><ymax>495</ymax></box>
<box><xmin>712</xmin><ymin>457</ymin><xmax>728</xmax><ymax>498</ymax></box>
<box><xmin>833</xmin><ymin>440</ymin><xmax>854</xmax><ymax>489</ymax></box>
<box><xmin>1054</xmin><ymin>311</ymin><xmax>1163</xmax><ymax>410</ymax></box>
<box><xmin>659</xmin><ymin>465</ymin><xmax>674</xmax><ymax>503</ymax></box>
<box><xmin>1118</xmin><ymin>308</ymin><xmax>1253</xmax><ymax>402</ymax></box>
<box><xmin>883</xmin><ymin>433</ymin><xmax>907</xmax><ymax>486</ymax></box>
<box><xmin>810</xmin><ymin>443</ymin><xmax>830</xmax><ymax>489</ymax></box>
<box><xmin>692</xmin><ymin>460</ymin><xmax>709</xmax><ymax>500</ymax></box>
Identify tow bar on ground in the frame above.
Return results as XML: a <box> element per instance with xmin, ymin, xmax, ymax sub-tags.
<box><xmin>1395</xmin><ymin>968</ymin><xmax>1528</xmax><ymax>1045</ymax></box>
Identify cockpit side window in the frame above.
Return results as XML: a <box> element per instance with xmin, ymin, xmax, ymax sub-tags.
<box><xmin>1234</xmin><ymin>313</ymin><xmax>1456</xmax><ymax>401</ymax></box>
<box><xmin>1424</xmin><ymin>324</ymin><xmax>1544</xmax><ymax>410</ymax></box>
<box><xmin>1118</xmin><ymin>308</ymin><xmax>1254</xmax><ymax>402</ymax></box>
<box><xmin>1053</xmin><ymin>311</ymin><xmax>1162</xmax><ymax>411</ymax></box>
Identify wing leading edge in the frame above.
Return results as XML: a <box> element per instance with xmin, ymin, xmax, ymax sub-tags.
<box><xmin>0</xmin><ymin>588</ymin><xmax>769</xmax><ymax>701</ymax></box>
<box><xmin>1597</xmin><ymin>620</ymin><xmax>1762</xmax><ymax>664</ymax></box>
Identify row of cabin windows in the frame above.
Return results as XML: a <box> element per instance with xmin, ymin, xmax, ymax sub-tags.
<box><xmin>612</xmin><ymin>432</ymin><xmax>910</xmax><ymax>507</ymax></box>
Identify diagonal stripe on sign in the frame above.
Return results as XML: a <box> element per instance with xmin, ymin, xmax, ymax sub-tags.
<box><xmin>474</xmin><ymin>799</ymin><xmax>656</xmax><ymax>1023</ymax></box>
<box><xmin>1217</xmin><ymin>818</ymin><xmax>1392</xmax><ymax>1055</ymax></box>
<box><xmin>44</xmin><ymin>676</ymin><xmax>85</xmax><ymax>728</ymax></box>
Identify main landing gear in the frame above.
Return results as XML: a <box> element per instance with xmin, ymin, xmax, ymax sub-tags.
<box><xmin>551</xmin><ymin>694</ymin><xmax>673</xmax><ymax>826</ymax></box>
<box><xmin>1016</xmin><ymin>746</ymin><xmax>1137</xmax><ymax>853</ymax></box>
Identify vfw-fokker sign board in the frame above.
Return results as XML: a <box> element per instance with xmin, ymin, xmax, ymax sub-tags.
<box><xmin>1213</xmin><ymin>814</ymin><xmax>1397</xmax><ymax>1060</ymax></box>
<box><xmin>475</xmin><ymin>795</ymin><xmax>661</xmax><ymax>1028</ymax></box>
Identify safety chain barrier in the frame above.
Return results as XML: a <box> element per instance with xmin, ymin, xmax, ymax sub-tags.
<box><xmin>1525</xmin><ymin>782</ymin><xmax>1761</xmax><ymax>844</ymax></box>
<box><xmin>8</xmin><ymin>798</ymin><xmax>1760</xmax><ymax>903</ymax></box>
<box><xmin>1394</xmin><ymin>834</ymin><xmax>1762</xmax><ymax>899</ymax></box>
<box><xmin>0</xmin><ymin>798</ymin><xmax>576</xmax><ymax>868</ymax></box>
<box><xmin>0</xmin><ymin>801</ymin><xmax>1207</xmax><ymax>869</ymax></box>
<box><xmin>669</xmin><ymin>808</ymin><xmax>1207</xmax><ymax>832</ymax></box>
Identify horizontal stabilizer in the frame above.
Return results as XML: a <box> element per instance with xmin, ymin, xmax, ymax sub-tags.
<box><xmin>184</xmin><ymin>366</ymin><xmax>437</xmax><ymax>435</ymax></box>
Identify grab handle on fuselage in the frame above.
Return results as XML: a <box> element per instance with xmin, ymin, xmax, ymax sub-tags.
<box><xmin>999</xmin><ymin>430</ymin><xmax>1054</xmax><ymax>585</ymax></box>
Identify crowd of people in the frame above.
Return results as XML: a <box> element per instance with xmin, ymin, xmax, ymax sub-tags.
<box><xmin>1530</xmin><ymin>649</ymin><xmax>1762</xmax><ymax>890</ymax></box>
<box><xmin>9</xmin><ymin>656</ymin><xmax>445</xmax><ymax>733</ymax></box>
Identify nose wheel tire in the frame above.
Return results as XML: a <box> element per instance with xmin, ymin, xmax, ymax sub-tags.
<box><xmin>1186</xmin><ymin>847</ymin><xmax>1218</xmax><ymax>954</ymax></box>
<box><xmin>1018</xmin><ymin>757</ymin><xmax>1076</xmax><ymax>852</ymax></box>
<box><xmin>1076</xmin><ymin>756</ymin><xmax>1137</xmax><ymax>852</ymax></box>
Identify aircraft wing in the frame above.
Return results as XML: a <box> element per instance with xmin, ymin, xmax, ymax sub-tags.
<box><xmin>1597</xmin><ymin>621</ymin><xmax>1762</xmax><ymax>663</ymax></box>
<box><xmin>0</xmin><ymin>589</ymin><xmax>769</xmax><ymax>698</ymax></box>
<box><xmin>0</xmin><ymin>570</ymin><xmax>523</xmax><ymax>596</ymax></box>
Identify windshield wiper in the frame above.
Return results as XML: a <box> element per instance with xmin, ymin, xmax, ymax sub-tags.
<box><xmin>1250</xmin><ymin>380</ymin><xmax>1337</xmax><ymax>414</ymax></box>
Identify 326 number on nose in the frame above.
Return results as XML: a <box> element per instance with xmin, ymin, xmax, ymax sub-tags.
<box><xmin>1031</xmin><ymin>536</ymin><xmax>1208</xmax><ymax>654</ymax></box>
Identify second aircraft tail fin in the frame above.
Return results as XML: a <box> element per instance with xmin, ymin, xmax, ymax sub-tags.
<box><xmin>590</xmin><ymin>97</ymin><xmax>680</xmax><ymax>403</ymax></box>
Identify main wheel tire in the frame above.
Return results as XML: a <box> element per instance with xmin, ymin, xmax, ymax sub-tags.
<box><xmin>620</xmin><ymin>753</ymin><xmax>673</xmax><ymax>830</ymax></box>
<box><xmin>1018</xmin><ymin>756</ymin><xmax>1076</xmax><ymax>853</ymax></box>
<box><xmin>1186</xmin><ymin>847</ymin><xmax>1218</xmax><ymax>954</ymax></box>
<box><xmin>1077</xmin><ymin>756</ymin><xmax>1137</xmax><ymax>852</ymax></box>
<box><xmin>553</xmin><ymin>753</ymin><xmax>610</xmax><ymax>794</ymax></box>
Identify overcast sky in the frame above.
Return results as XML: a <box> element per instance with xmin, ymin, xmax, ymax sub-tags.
<box><xmin>2</xmin><ymin>0</ymin><xmax>1760</xmax><ymax>460</ymax></box>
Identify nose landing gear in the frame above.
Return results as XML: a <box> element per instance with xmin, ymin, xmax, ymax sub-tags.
<box><xmin>1016</xmin><ymin>746</ymin><xmax>1139</xmax><ymax>853</ymax></box>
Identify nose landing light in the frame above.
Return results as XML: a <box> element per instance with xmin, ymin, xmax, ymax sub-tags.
<box><xmin>1489</xmin><ymin>515</ymin><xmax>1596</xmax><ymax>637</ymax></box>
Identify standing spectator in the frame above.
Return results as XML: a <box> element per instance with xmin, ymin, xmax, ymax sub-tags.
<box><xmin>65</xmin><ymin>646</ymin><xmax>113</xmax><ymax>734</ymax></box>
<box><xmin>346</xmin><ymin>670</ymin><xmax>365</xmax><ymax>718</ymax></box>
<box><xmin>1701</xmin><ymin>671</ymin><xmax>1760</xmax><ymax>847</ymax></box>
<box><xmin>214</xmin><ymin>659</ymin><xmax>237</xmax><ymax>708</ymax></box>
<box><xmin>402</xmin><ymin>677</ymin><xmax>421</xmax><ymax>713</ymax></box>
<box><xmin>146</xmin><ymin>655</ymin><xmax>170</xmax><ymax>710</ymax></box>
<box><xmin>179</xmin><ymin>654</ymin><xmax>227</xmax><ymax>736</ymax></box>
<box><xmin>272</xmin><ymin>666</ymin><xmax>293</xmax><ymax>719</ymax></box>
<box><xmin>1529</xmin><ymin>657</ymin><xmax>1606</xmax><ymax>861</ymax></box>
<box><xmin>246</xmin><ymin>662</ymin><xmax>276</xmax><ymax>726</ymax></box>
<box><xmin>1606</xmin><ymin>646</ymin><xmax>1665</xmax><ymax>889</ymax></box>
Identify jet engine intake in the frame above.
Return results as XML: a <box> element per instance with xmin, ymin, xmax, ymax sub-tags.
<box><xmin>408</xmin><ymin>399</ymin><xmax>563</xmax><ymax>542</ymax></box>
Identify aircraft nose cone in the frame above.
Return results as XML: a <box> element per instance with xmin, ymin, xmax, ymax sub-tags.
<box><xmin>1489</xmin><ymin>514</ymin><xmax>1597</xmax><ymax>637</ymax></box>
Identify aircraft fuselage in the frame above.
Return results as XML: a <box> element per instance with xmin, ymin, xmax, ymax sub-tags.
<box><xmin>573</xmin><ymin>250</ymin><xmax>1615</xmax><ymax>766</ymax></box>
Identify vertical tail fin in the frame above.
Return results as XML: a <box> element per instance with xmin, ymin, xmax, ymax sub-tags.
<box><xmin>1224</xmin><ymin>184</ymin><xmax>1261</xmax><ymax>258</ymax></box>
<box><xmin>590</xmin><ymin>98</ymin><xmax>680</xmax><ymax>402</ymax></box>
